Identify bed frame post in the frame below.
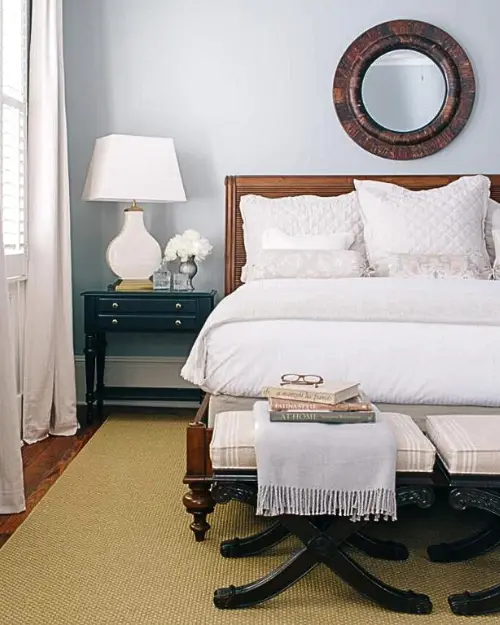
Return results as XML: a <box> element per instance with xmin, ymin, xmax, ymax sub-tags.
<box><xmin>182</xmin><ymin>394</ymin><xmax>215</xmax><ymax>541</ymax></box>
<box><xmin>225</xmin><ymin>175</ymin><xmax>238</xmax><ymax>295</ymax></box>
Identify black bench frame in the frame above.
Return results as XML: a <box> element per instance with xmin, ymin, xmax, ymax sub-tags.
<box><xmin>212</xmin><ymin>468</ymin><xmax>438</xmax><ymax>614</ymax></box>
<box><xmin>427</xmin><ymin>459</ymin><xmax>500</xmax><ymax>616</ymax></box>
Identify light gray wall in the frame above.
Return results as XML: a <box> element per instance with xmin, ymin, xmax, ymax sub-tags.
<box><xmin>64</xmin><ymin>0</ymin><xmax>500</xmax><ymax>356</ymax></box>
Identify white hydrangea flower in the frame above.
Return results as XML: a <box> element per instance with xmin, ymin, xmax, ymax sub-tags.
<box><xmin>164</xmin><ymin>230</ymin><xmax>213</xmax><ymax>263</ymax></box>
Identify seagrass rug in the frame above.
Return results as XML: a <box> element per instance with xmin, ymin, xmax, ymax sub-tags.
<box><xmin>0</xmin><ymin>415</ymin><xmax>499</xmax><ymax>625</ymax></box>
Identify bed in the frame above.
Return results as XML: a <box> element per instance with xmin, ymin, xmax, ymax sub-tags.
<box><xmin>182</xmin><ymin>174</ymin><xmax>500</xmax><ymax>541</ymax></box>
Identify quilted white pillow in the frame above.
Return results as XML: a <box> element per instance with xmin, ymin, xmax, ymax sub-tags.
<box><xmin>240</xmin><ymin>193</ymin><xmax>365</xmax><ymax>282</ymax></box>
<box><xmin>486</xmin><ymin>199</ymin><xmax>500</xmax><ymax>264</ymax></box>
<box><xmin>354</xmin><ymin>176</ymin><xmax>491</xmax><ymax>276</ymax></box>
<box><xmin>261</xmin><ymin>228</ymin><xmax>355</xmax><ymax>251</ymax></box>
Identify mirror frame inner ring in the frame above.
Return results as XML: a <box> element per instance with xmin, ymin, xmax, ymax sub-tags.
<box><xmin>333</xmin><ymin>20</ymin><xmax>476</xmax><ymax>160</ymax></box>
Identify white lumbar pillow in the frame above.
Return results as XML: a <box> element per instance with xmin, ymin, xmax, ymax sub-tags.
<box><xmin>261</xmin><ymin>228</ymin><xmax>354</xmax><ymax>251</ymax></box>
<box><xmin>354</xmin><ymin>176</ymin><xmax>491</xmax><ymax>276</ymax></box>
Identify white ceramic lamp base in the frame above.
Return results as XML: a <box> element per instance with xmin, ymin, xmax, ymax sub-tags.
<box><xmin>106</xmin><ymin>207</ymin><xmax>162</xmax><ymax>291</ymax></box>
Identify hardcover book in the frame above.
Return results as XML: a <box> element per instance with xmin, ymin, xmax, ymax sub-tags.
<box><xmin>269</xmin><ymin>410</ymin><xmax>376</xmax><ymax>424</ymax></box>
<box><xmin>268</xmin><ymin>395</ymin><xmax>372</xmax><ymax>413</ymax></box>
<box><xmin>262</xmin><ymin>380</ymin><xmax>360</xmax><ymax>405</ymax></box>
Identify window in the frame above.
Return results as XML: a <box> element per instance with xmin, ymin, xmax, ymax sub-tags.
<box><xmin>1</xmin><ymin>0</ymin><xmax>28</xmax><ymax>279</ymax></box>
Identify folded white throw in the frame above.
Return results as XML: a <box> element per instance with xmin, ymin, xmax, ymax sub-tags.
<box><xmin>181</xmin><ymin>278</ymin><xmax>500</xmax><ymax>387</ymax></box>
<box><xmin>253</xmin><ymin>401</ymin><xmax>398</xmax><ymax>520</ymax></box>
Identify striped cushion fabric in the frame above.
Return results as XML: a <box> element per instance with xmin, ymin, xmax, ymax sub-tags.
<box><xmin>211</xmin><ymin>410</ymin><xmax>436</xmax><ymax>473</ymax></box>
<box><xmin>426</xmin><ymin>414</ymin><xmax>500</xmax><ymax>475</ymax></box>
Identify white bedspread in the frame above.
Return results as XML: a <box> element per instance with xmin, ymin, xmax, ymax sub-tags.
<box><xmin>181</xmin><ymin>278</ymin><xmax>500</xmax><ymax>405</ymax></box>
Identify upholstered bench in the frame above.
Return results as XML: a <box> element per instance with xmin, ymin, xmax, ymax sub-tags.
<box><xmin>210</xmin><ymin>409</ymin><xmax>438</xmax><ymax>614</ymax></box>
<box><xmin>426</xmin><ymin>414</ymin><xmax>500</xmax><ymax>616</ymax></box>
<box><xmin>211</xmin><ymin>410</ymin><xmax>437</xmax><ymax>475</ymax></box>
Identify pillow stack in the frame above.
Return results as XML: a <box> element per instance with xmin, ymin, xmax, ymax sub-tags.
<box><xmin>353</xmin><ymin>175</ymin><xmax>492</xmax><ymax>280</ymax></box>
<box><xmin>239</xmin><ymin>175</ymin><xmax>497</xmax><ymax>282</ymax></box>
<box><xmin>240</xmin><ymin>193</ymin><xmax>367</xmax><ymax>281</ymax></box>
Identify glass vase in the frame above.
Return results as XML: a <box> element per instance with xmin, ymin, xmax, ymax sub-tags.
<box><xmin>178</xmin><ymin>255</ymin><xmax>198</xmax><ymax>291</ymax></box>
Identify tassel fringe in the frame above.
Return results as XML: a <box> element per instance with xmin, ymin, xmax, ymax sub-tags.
<box><xmin>257</xmin><ymin>485</ymin><xmax>397</xmax><ymax>521</ymax></box>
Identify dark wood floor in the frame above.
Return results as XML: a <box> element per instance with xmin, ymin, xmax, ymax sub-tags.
<box><xmin>0</xmin><ymin>407</ymin><xmax>197</xmax><ymax>548</ymax></box>
<box><xmin>0</xmin><ymin>421</ymin><xmax>101</xmax><ymax>548</ymax></box>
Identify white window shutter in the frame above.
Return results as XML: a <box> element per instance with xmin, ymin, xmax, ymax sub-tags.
<box><xmin>1</xmin><ymin>0</ymin><xmax>28</xmax><ymax>278</ymax></box>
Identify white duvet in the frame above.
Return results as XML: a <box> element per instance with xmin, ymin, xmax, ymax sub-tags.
<box><xmin>181</xmin><ymin>278</ymin><xmax>500</xmax><ymax>405</ymax></box>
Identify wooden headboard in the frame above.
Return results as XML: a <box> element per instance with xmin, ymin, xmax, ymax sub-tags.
<box><xmin>225</xmin><ymin>174</ymin><xmax>500</xmax><ymax>295</ymax></box>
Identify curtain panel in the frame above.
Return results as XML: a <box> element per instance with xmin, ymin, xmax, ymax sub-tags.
<box><xmin>22</xmin><ymin>0</ymin><xmax>78</xmax><ymax>443</ymax></box>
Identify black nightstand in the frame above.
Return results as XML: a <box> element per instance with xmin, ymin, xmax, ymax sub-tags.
<box><xmin>81</xmin><ymin>289</ymin><xmax>217</xmax><ymax>424</ymax></box>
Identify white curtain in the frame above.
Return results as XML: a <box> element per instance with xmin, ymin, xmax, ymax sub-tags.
<box><xmin>0</xmin><ymin>234</ymin><xmax>25</xmax><ymax>513</ymax></box>
<box><xmin>22</xmin><ymin>0</ymin><xmax>78</xmax><ymax>444</ymax></box>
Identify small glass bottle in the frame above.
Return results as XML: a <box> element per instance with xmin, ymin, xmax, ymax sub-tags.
<box><xmin>153</xmin><ymin>258</ymin><xmax>172</xmax><ymax>290</ymax></box>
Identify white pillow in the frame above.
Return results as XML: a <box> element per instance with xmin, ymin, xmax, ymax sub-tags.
<box><xmin>261</xmin><ymin>228</ymin><xmax>355</xmax><ymax>251</ymax></box>
<box><xmin>245</xmin><ymin>249</ymin><xmax>367</xmax><ymax>281</ymax></box>
<box><xmin>354</xmin><ymin>176</ymin><xmax>491</xmax><ymax>276</ymax></box>
<box><xmin>486</xmin><ymin>199</ymin><xmax>500</xmax><ymax>264</ymax></box>
<box><xmin>240</xmin><ymin>193</ymin><xmax>365</xmax><ymax>281</ymax></box>
<box><xmin>385</xmin><ymin>253</ymin><xmax>491</xmax><ymax>280</ymax></box>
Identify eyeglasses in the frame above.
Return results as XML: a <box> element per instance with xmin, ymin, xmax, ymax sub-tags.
<box><xmin>280</xmin><ymin>374</ymin><xmax>324</xmax><ymax>387</ymax></box>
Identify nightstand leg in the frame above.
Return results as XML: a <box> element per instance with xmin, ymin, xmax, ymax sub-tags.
<box><xmin>96</xmin><ymin>332</ymin><xmax>107</xmax><ymax>420</ymax></box>
<box><xmin>84</xmin><ymin>333</ymin><xmax>97</xmax><ymax>424</ymax></box>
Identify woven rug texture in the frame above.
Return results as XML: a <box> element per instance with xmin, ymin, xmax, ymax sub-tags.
<box><xmin>0</xmin><ymin>415</ymin><xmax>498</xmax><ymax>625</ymax></box>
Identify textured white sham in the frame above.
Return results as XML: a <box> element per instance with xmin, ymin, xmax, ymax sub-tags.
<box><xmin>354</xmin><ymin>176</ymin><xmax>491</xmax><ymax>276</ymax></box>
<box><xmin>487</xmin><ymin>200</ymin><xmax>500</xmax><ymax>264</ymax></box>
<box><xmin>245</xmin><ymin>249</ymin><xmax>366</xmax><ymax>281</ymax></box>
<box><xmin>261</xmin><ymin>228</ymin><xmax>354</xmax><ymax>251</ymax></box>
<box><xmin>385</xmin><ymin>253</ymin><xmax>491</xmax><ymax>280</ymax></box>
<box><xmin>240</xmin><ymin>193</ymin><xmax>365</xmax><ymax>282</ymax></box>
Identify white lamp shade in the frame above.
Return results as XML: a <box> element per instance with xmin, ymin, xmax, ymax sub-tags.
<box><xmin>82</xmin><ymin>134</ymin><xmax>187</xmax><ymax>203</ymax></box>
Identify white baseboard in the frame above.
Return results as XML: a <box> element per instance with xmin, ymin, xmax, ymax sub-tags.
<box><xmin>74</xmin><ymin>355</ymin><xmax>199</xmax><ymax>408</ymax></box>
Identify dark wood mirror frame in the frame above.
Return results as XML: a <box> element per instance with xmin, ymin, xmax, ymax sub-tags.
<box><xmin>333</xmin><ymin>20</ymin><xmax>476</xmax><ymax>160</ymax></box>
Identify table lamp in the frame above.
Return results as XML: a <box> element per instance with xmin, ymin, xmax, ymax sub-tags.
<box><xmin>83</xmin><ymin>134</ymin><xmax>186</xmax><ymax>291</ymax></box>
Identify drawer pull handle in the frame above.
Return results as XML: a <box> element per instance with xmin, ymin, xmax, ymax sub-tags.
<box><xmin>175</xmin><ymin>303</ymin><xmax>182</xmax><ymax>310</ymax></box>
<box><xmin>112</xmin><ymin>318</ymin><xmax>119</xmax><ymax>325</ymax></box>
<box><xmin>175</xmin><ymin>319</ymin><xmax>182</xmax><ymax>327</ymax></box>
<box><xmin>112</xmin><ymin>302</ymin><xmax>119</xmax><ymax>309</ymax></box>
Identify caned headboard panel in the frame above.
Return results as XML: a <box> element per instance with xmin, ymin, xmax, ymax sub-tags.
<box><xmin>225</xmin><ymin>174</ymin><xmax>500</xmax><ymax>295</ymax></box>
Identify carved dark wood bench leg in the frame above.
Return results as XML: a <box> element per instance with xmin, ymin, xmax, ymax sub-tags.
<box><xmin>428</xmin><ymin>519</ymin><xmax>500</xmax><ymax>563</ymax></box>
<box><xmin>348</xmin><ymin>532</ymin><xmax>409</xmax><ymax>561</ymax></box>
<box><xmin>215</xmin><ymin>514</ymin><xmax>432</xmax><ymax>613</ymax></box>
<box><xmin>183</xmin><ymin>398</ymin><xmax>216</xmax><ymax>542</ymax></box>
<box><xmin>449</xmin><ymin>584</ymin><xmax>500</xmax><ymax>617</ymax></box>
<box><xmin>214</xmin><ymin>547</ymin><xmax>318</xmax><ymax>609</ymax></box>
<box><xmin>429</xmin><ymin>487</ymin><xmax>500</xmax><ymax>616</ymax></box>
<box><xmin>283</xmin><ymin>516</ymin><xmax>432</xmax><ymax>615</ymax></box>
<box><xmin>183</xmin><ymin>483</ymin><xmax>215</xmax><ymax>542</ymax></box>
<box><xmin>221</xmin><ymin>521</ymin><xmax>289</xmax><ymax>558</ymax></box>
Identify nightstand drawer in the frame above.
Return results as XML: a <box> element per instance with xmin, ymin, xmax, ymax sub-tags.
<box><xmin>97</xmin><ymin>314</ymin><xmax>200</xmax><ymax>332</ymax></box>
<box><xmin>97</xmin><ymin>297</ymin><xmax>198</xmax><ymax>315</ymax></box>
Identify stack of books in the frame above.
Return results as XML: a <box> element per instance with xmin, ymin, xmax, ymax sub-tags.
<box><xmin>261</xmin><ymin>380</ymin><xmax>376</xmax><ymax>424</ymax></box>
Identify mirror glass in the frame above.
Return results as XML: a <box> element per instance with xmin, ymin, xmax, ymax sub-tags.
<box><xmin>361</xmin><ymin>50</ymin><xmax>446</xmax><ymax>132</ymax></box>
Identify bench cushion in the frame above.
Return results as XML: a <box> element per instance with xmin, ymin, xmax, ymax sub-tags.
<box><xmin>211</xmin><ymin>410</ymin><xmax>436</xmax><ymax>473</ymax></box>
<box><xmin>426</xmin><ymin>414</ymin><xmax>500</xmax><ymax>475</ymax></box>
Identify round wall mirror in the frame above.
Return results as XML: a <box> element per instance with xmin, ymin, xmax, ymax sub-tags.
<box><xmin>333</xmin><ymin>20</ymin><xmax>476</xmax><ymax>160</ymax></box>
<box><xmin>361</xmin><ymin>50</ymin><xmax>447</xmax><ymax>133</ymax></box>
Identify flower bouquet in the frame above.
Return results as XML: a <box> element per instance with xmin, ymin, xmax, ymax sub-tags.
<box><xmin>164</xmin><ymin>229</ymin><xmax>213</xmax><ymax>290</ymax></box>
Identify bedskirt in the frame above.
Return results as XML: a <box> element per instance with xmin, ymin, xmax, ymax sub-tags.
<box><xmin>208</xmin><ymin>395</ymin><xmax>500</xmax><ymax>431</ymax></box>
